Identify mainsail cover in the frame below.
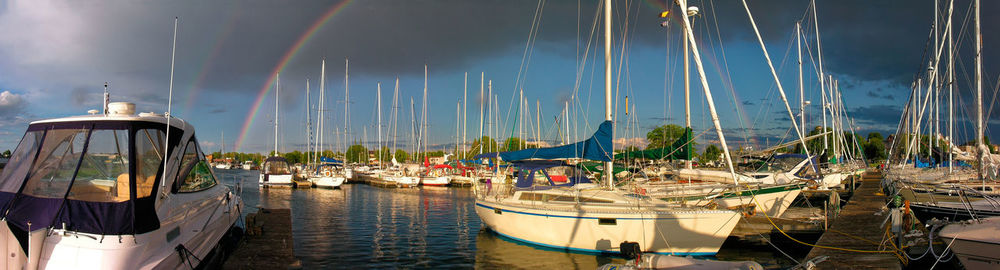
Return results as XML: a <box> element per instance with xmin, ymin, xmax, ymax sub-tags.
<box><xmin>473</xmin><ymin>121</ymin><xmax>614</xmax><ymax>162</ymax></box>
<box><xmin>614</xmin><ymin>127</ymin><xmax>692</xmax><ymax>160</ymax></box>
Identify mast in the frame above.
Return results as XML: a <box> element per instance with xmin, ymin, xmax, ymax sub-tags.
<box><xmin>975</xmin><ymin>0</ymin><xmax>983</xmax><ymax>179</ymax></box>
<box><xmin>602</xmin><ymin>0</ymin><xmax>613</xmax><ymax>187</ymax></box>
<box><xmin>948</xmin><ymin>0</ymin><xmax>954</xmax><ymax>173</ymax></box>
<box><xmin>797</xmin><ymin>21</ymin><xmax>805</xmax><ymax>136</ymax></box>
<box><xmin>422</xmin><ymin>65</ymin><xmax>429</xmax><ymax>161</ymax></box>
<box><xmin>456</xmin><ymin>101</ymin><xmax>461</xmax><ymax>157</ymax></box>
<box><xmin>307</xmin><ymin>78</ymin><xmax>313</xmax><ymax>165</ymax></box>
<box><xmin>479</xmin><ymin>72</ymin><xmax>485</xmax><ymax>154</ymax></box>
<box><xmin>319</xmin><ymin>59</ymin><xmax>327</xmax><ymax>163</ymax></box>
<box><xmin>463</xmin><ymin>72</ymin><xmax>468</xmax><ymax>159</ymax></box>
<box><xmin>536</xmin><ymin>100</ymin><xmax>541</xmax><ymax>144</ymax></box>
<box><xmin>812</xmin><ymin>0</ymin><xmax>827</xmax><ymax>153</ymax></box>
<box><xmin>683</xmin><ymin>4</ymin><xmax>696</xmax><ymax>170</ymax></box>
<box><xmin>487</xmin><ymin>80</ymin><xmax>493</xmax><ymax>153</ymax></box>
<box><xmin>274</xmin><ymin>73</ymin><xmax>280</xmax><ymax>156</ymax></box>
<box><xmin>410</xmin><ymin>97</ymin><xmax>417</xmax><ymax>160</ymax></box>
<box><xmin>344</xmin><ymin>59</ymin><xmax>350</xmax><ymax>157</ymax></box>
<box><xmin>377</xmin><ymin>82</ymin><xmax>382</xmax><ymax>166</ymax></box>
<box><xmin>393</xmin><ymin>77</ymin><xmax>400</xmax><ymax>161</ymax></box>
<box><xmin>564</xmin><ymin>101</ymin><xmax>569</xmax><ymax>144</ymax></box>
<box><xmin>685</xmin><ymin>0</ymin><xmax>738</xmax><ymax>183</ymax></box>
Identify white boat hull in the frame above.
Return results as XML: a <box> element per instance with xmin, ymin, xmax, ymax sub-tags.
<box><xmin>311</xmin><ymin>176</ymin><xmax>345</xmax><ymax>188</ymax></box>
<box><xmin>939</xmin><ymin>217</ymin><xmax>1000</xmax><ymax>270</ymax></box>
<box><xmin>420</xmin><ymin>176</ymin><xmax>450</xmax><ymax>186</ymax></box>
<box><xmin>259</xmin><ymin>174</ymin><xmax>294</xmax><ymax>187</ymax></box>
<box><xmin>474</xmin><ymin>199</ymin><xmax>740</xmax><ymax>255</ymax></box>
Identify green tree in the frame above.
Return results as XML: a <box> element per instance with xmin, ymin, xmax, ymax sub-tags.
<box><xmin>702</xmin><ymin>145</ymin><xmax>722</xmax><ymax>163</ymax></box>
<box><xmin>645</xmin><ymin>124</ymin><xmax>690</xmax><ymax>149</ymax></box>
<box><xmin>503</xmin><ymin>137</ymin><xmax>526</xmax><ymax>151</ymax></box>
<box><xmin>2</xmin><ymin>150</ymin><xmax>11</xmax><ymax>158</ymax></box>
<box><xmin>467</xmin><ymin>136</ymin><xmax>499</xmax><ymax>156</ymax></box>
<box><xmin>345</xmin><ymin>144</ymin><xmax>368</xmax><ymax>163</ymax></box>
<box><xmin>374</xmin><ymin>147</ymin><xmax>392</xmax><ymax>162</ymax></box>
<box><xmin>864</xmin><ymin>132</ymin><xmax>887</xmax><ymax>162</ymax></box>
<box><xmin>394</xmin><ymin>149</ymin><xmax>409</xmax><ymax>162</ymax></box>
<box><xmin>282</xmin><ymin>150</ymin><xmax>303</xmax><ymax>164</ymax></box>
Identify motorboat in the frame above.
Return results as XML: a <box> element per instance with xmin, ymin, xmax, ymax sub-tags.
<box><xmin>938</xmin><ymin>216</ymin><xmax>1000</xmax><ymax>269</ymax></box>
<box><xmin>258</xmin><ymin>156</ymin><xmax>293</xmax><ymax>188</ymax></box>
<box><xmin>0</xmin><ymin>102</ymin><xmax>242</xmax><ymax>269</ymax></box>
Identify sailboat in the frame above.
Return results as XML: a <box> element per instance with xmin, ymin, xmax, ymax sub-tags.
<box><xmin>307</xmin><ymin>59</ymin><xmax>346</xmax><ymax>189</ymax></box>
<box><xmin>473</xmin><ymin>0</ymin><xmax>741</xmax><ymax>255</ymax></box>
<box><xmin>214</xmin><ymin>131</ymin><xmax>232</xmax><ymax>170</ymax></box>
<box><xmin>259</xmin><ymin>73</ymin><xmax>294</xmax><ymax>188</ymax></box>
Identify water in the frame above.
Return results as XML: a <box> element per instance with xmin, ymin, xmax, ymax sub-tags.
<box><xmin>217</xmin><ymin>169</ymin><xmax>793</xmax><ymax>269</ymax></box>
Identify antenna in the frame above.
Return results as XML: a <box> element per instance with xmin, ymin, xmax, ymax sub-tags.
<box><xmin>103</xmin><ymin>82</ymin><xmax>110</xmax><ymax>115</ymax></box>
<box><xmin>160</xmin><ymin>17</ymin><xmax>178</xmax><ymax>193</ymax></box>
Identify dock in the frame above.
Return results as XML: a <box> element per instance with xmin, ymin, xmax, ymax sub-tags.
<box><xmin>223</xmin><ymin>208</ymin><xmax>299</xmax><ymax>269</ymax></box>
<box><xmin>804</xmin><ymin>171</ymin><xmax>900</xmax><ymax>269</ymax></box>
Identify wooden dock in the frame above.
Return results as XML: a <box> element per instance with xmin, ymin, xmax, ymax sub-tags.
<box><xmin>223</xmin><ymin>208</ymin><xmax>299</xmax><ymax>269</ymax></box>
<box><xmin>804</xmin><ymin>171</ymin><xmax>900</xmax><ymax>269</ymax></box>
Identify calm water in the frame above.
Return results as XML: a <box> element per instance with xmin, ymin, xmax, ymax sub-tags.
<box><xmin>217</xmin><ymin>169</ymin><xmax>794</xmax><ymax>269</ymax></box>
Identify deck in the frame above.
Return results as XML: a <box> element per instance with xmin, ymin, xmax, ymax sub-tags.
<box><xmin>804</xmin><ymin>171</ymin><xmax>901</xmax><ymax>269</ymax></box>
<box><xmin>223</xmin><ymin>208</ymin><xmax>299</xmax><ymax>269</ymax></box>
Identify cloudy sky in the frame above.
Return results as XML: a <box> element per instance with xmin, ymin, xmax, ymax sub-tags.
<box><xmin>0</xmin><ymin>0</ymin><xmax>997</xmax><ymax>153</ymax></box>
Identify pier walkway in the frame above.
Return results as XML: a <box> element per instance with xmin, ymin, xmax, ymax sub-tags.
<box><xmin>223</xmin><ymin>208</ymin><xmax>299</xmax><ymax>269</ymax></box>
<box><xmin>804</xmin><ymin>171</ymin><xmax>900</xmax><ymax>269</ymax></box>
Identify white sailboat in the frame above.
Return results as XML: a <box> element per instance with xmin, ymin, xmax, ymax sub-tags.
<box><xmin>214</xmin><ymin>131</ymin><xmax>232</xmax><ymax>170</ymax></box>
<box><xmin>307</xmin><ymin>59</ymin><xmax>345</xmax><ymax>188</ymax></box>
<box><xmin>259</xmin><ymin>73</ymin><xmax>294</xmax><ymax>187</ymax></box>
<box><xmin>473</xmin><ymin>0</ymin><xmax>741</xmax><ymax>255</ymax></box>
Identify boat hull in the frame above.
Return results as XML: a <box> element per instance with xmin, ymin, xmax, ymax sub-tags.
<box><xmin>939</xmin><ymin>217</ymin><xmax>1000</xmax><ymax>270</ymax></box>
<box><xmin>474</xmin><ymin>200</ymin><xmax>740</xmax><ymax>255</ymax></box>
<box><xmin>259</xmin><ymin>174</ymin><xmax>294</xmax><ymax>188</ymax></box>
<box><xmin>420</xmin><ymin>176</ymin><xmax>450</xmax><ymax>186</ymax></box>
<box><xmin>311</xmin><ymin>176</ymin><xmax>345</xmax><ymax>188</ymax></box>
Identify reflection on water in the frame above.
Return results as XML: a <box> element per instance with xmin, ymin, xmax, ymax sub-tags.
<box><xmin>218</xmin><ymin>169</ymin><xmax>792</xmax><ymax>269</ymax></box>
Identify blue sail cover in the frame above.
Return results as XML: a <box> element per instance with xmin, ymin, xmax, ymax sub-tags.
<box><xmin>320</xmin><ymin>157</ymin><xmax>343</xmax><ymax>164</ymax></box>
<box><xmin>476</xmin><ymin>121</ymin><xmax>613</xmax><ymax>162</ymax></box>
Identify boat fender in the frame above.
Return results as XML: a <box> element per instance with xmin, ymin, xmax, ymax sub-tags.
<box><xmin>619</xmin><ymin>241</ymin><xmax>641</xmax><ymax>261</ymax></box>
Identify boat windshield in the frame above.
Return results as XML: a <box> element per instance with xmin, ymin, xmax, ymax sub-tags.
<box><xmin>0</xmin><ymin>120</ymin><xmax>183</xmax><ymax>235</ymax></box>
<box><xmin>765</xmin><ymin>156</ymin><xmax>806</xmax><ymax>172</ymax></box>
<box><xmin>264</xmin><ymin>160</ymin><xmax>291</xmax><ymax>175</ymax></box>
<box><xmin>0</xmin><ymin>123</ymin><xmax>171</xmax><ymax>202</ymax></box>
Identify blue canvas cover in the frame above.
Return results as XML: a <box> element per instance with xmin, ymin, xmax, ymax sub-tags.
<box><xmin>475</xmin><ymin>121</ymin><xmax>613</xmax><ymax>162</ymax></box>
<box><xmin>320</xmin><ymin>157</ymin><xmax>343</xmax><ymax>164</ymax></box>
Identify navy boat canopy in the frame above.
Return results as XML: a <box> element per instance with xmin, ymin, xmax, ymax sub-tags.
<box><xmin>473</xmin><ymin>121</ymin><xmax>613</xmax><ymax>162</ymax></box>
<box><xmin>320</xmin><ymin>157</ymin><xmax>343</xmax><ymax>164</ymax></box>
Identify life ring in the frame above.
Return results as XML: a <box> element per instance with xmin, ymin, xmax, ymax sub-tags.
<box><xmin>323</xmin><ymin>171</ymin><xmax>332</xmax><ymax>177</ymax></box>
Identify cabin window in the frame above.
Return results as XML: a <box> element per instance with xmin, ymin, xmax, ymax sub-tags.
<box><xmin>0</xmin><ymin>130</ymin><xmax>42</xmax><ymax>193</ymax></box>
<box><xmin>134</xmin><ymin>129</ymin><xmax>165</xmax><ymax>198</ymax></box>
<box><xmin>598</xmin><ymin>218</ymin><xmax>617</xmax><ymax>225</ymax></box>
<box><xmin>550</xmin><ymin>195</ymin><xmax>577</xmax><ymax>202</ymax></box>
<box><xmin>177</xmin><ymin>140</ymin><xmax>198</xmax><ymax>180</ymax></box>
<box><xmin>24</xmin><ymin>128</ymin><xmax>92</xmax><ymax>199</ymax></box>
<box><xmin>581</xmin><ymin>197</ymin><xmax>613</xmax><ymax>203</ymax></box>
<box><xmin>178</xmin><ymin>161</ymin><xmax>217</xmax><ymax>193</ymax></box>
<box><xmin>519</xmin><ymin>193</ymin><xmax>544</xmax><ymax>201</ymax></box>
<box><xmin>67</xmin><ymin>128</ymin><xmax>130</xmax><ymax>202</ymax></box>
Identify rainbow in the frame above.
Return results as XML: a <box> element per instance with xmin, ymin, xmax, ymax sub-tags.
<box><xmin>184</xmin><ymin>9</ymin><xmax>241</xmax><ymax>115</ymax></box>
<box><xmin>234</xmin><ymin>0</ymin><xmax>353</xmax><ymax>151</ymax></box>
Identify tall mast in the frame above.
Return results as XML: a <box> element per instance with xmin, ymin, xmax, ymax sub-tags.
<box><xmin>306</xmin><ymin>78</ymin><xmax>312</xmax><ymax>164</ymax></box>
<box><xmin>536</xmin><ymin>100</ymin><xmax>541</xmax><ymax>144</ymax></box>
<box><xmin>410</xmin><ymin>97</ymin><xmax>417</xmax><ymax>159</ymax></box>
<box><xmin>564</xmin><ymin>101</ymin><xmax>569</xmax><ymax>144</ymax></box>
<box><xmin>479</xmin><ymin>72</ymin><xmax>485</xmax><ymax>153</ymax></box>
<box><xmin>377</xmin><ymin>82</ymin><xmax>382</xmax><ymax>165</ymax></box>
<box><xmin>274</xmin><ymin>73</ymin><xmax>280</xmax><ymax>156</ymax></box>
<box><xmin>602</xmin><ymin>0</ymin><xmax>613</xmax><ymax>188</ymax></box>
<box><xmin>463</xmin><ymin>72</ymin><xmax>468</xmax><ymax>159</ymax></box>
<box><xmin>812</xmin><ymin>0</ymin><xmax>827</xmax><ymax>153</ymax></box>
<box><xmin>422</xmin><ymin>65</ymin><xmax>429</xmax><ymax>160</ymax></box>
<box><xmin>797</xmin><ymin>21</ymin><xmax>805</xmax><ymax>136</ymax></box>
<box><xmin>683</xmin><ymin>3</ymin><xmax>695</xmax><ymax>170</ymax></box>
<box><xmin>344</xmin><ymin>58</ymin><xmax>350</xmax><ymax>156</ymax></box>
<box><xmin>948</xmin><ymin>0</ymin><xmax>954</xmax><ymax>173</ymax></box>
<box><xmin>319</xmin><ymin>59</ymin><xmax>326</xmax><ymax>162</ymax></box>
<box><xmin>975</xmin><ymin>0</ymin><xmax>983</xmax><ymax>179</ymax></box>
<box><xmin>456</xmin><ymin>101</ymin><xmax>461</xmax><ymax>156</ymax></box>
<box><xmin>487</xmin><ymin>80</ymin><xmax>493</xmax><ymax>152</ymax></box>
<box><xmin>393</xmin><ymin>77</ymin><xmax>399</xmax><ymax>159</ymax></box>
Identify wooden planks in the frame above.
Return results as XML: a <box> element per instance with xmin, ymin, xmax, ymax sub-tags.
<box><xmin>804</xmin><ymin>171</ymin><xmax>901</xmax><ymax>269</ymax></box>
<box><xmin>223</xmin><ymin>208</ymin><xmax>299</xmax><ymax>269</ymax></box>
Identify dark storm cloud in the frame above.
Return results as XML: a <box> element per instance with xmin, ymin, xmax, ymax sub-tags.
<box><xmin>851</xmin><ymin>104</ymin><xmax>903</xmax><ymax>125</ymax></box>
